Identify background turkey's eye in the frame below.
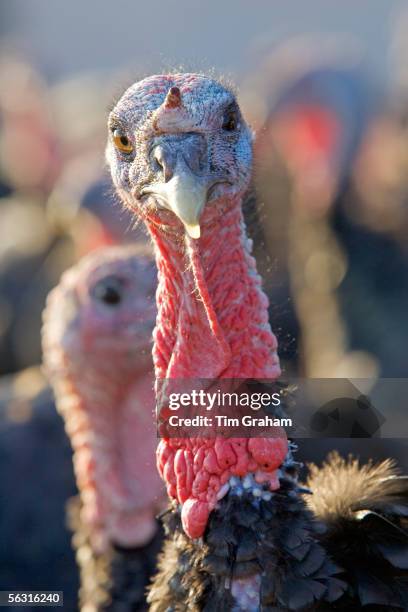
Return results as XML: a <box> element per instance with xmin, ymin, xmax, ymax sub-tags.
<box><xmin>112</xmin><ymin>129</ymin><xmax>133</xmax><ymax>153</ymax></box>
<box><xmin>222</xmin><ymin>109</ymin><xmax>238</xmax><ymax>132</ymax></box>
<box><xmin>91</xmin><ymin>276</ymin><xmax>125</xmax><ymax>306</ymax></box>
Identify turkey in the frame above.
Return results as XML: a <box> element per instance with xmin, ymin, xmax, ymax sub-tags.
<box><xmin>106</xmin><ymin>74</ymin><xmax>408</xmax><ymax>610</ymax></box>
<box><xmin>42</xmin><ymin>244</ymin><xmax>165</xmax><ymax>610</ymax></box>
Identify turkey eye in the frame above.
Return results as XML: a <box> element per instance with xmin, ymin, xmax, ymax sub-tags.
<box><xmin>92</xmin><ymin>276</ymin><xmax>124</xmax><ymax>306</ymax></box>
<box><xmin>222</xmin><ymin>109</ymin><xmax>238</xmax><ymax>132</ymax></box>
<box><xmin>112</xmin><ymin>129</ymin><xmax>133</xmax><ymax>154</ymax></box>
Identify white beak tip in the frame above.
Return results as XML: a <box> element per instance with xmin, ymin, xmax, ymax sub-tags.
<box><xmin>185</xmin><ymin>223</ymin><xmax>201</xmax><ymax>239</ymax></box>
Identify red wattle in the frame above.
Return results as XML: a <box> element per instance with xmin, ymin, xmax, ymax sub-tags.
<box><xmin>151</xmin><ymin>196</ymin><xmax>285</xmax><ymax>539</ymax></box>
<box><xmin>157</xmin><ymin>434</ymin><xmax>288</xmax><ymax>538</ymax></box>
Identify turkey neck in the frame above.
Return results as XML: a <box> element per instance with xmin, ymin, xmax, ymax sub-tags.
<box><xmin>53</xmin><ymin>355</ymin><xmax>159</xmax><ymax>550</ymax></box>
<box><xmin>148</xmin><ymin>194</ymin><xmax>280</xmax><ymax>381</ymax></box>
<box><xmin>147</xmin><ymin>194</ymin><xmax>283</xmax><ymax>611</ymax></box>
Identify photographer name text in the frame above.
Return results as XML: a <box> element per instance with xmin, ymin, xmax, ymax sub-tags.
<box><xmin>167</xmin><ymin>414</ymin><xmax>292</xmax><ymax>428</ymax></box>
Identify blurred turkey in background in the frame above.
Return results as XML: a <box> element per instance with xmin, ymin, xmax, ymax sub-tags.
<box><xmin>1</xmin><ymin>0</ymin><xmax>408</xmax><ymax>604</ymax></box>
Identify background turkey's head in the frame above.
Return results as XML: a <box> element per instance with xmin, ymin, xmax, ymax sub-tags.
<box><xmin>106</xmin><ymin>74</ymin><xmax>253</xmax><ymax>239</ymax></box>
<box><xmin>44</xmin><ymin>245</ymin><xmax>156</xmax><ymax>374</ymax></box>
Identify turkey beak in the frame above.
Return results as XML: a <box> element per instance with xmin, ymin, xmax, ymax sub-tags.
<box><xmin>145</xmin><ymin>159</ymin><xmax>207</xmax><ymax>239</ymax></box>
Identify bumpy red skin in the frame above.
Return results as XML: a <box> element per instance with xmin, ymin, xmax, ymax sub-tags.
<box><xmin>151</xmin><ymin>196</ymin><xmax>287</xmax><ymax>539</ymax></box>
<box><xmin>157</xmin><ymin>436</ymin><xmax>287</xmax><ymax>538</ymax></box>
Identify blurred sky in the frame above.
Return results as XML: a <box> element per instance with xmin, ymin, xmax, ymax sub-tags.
<box><xmin>1</xmin><ymin>0</ymin><xmax>407</xmax><ymax>86</ymax></box>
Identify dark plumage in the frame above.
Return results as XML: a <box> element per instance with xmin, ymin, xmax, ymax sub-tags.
<box><xmin>0</xmin><ymin>369</ymin><xmax>78</xmax><ymax>608</ymax></box>
<box><xmin>148</xmin><ymin>452</ymin><xmax>345</xmax><ymax>611</ymax></box>
<box><xmin>68</xmin><ymin>496</ymin><xmax>163</xmax><ymax>611</ymax></box>
<box><xmin>149</xmin><ymin>450</ymin><xmax>408</xmax><ymax>611</ymax></box>
<box><xmin>305</xmin><ymin>452</ymin><xmax>408</xmax><ymax>610</ymax></box>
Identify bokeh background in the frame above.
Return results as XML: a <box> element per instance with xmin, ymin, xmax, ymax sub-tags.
<box><xmin>1</xmin><ymin>1</ymin><xmax>408</xmax><ymax>607</ymax></box>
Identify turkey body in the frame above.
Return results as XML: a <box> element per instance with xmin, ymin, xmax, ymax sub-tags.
<box><xmin>149</xmin><ymin>450</ymin><xmax>408</xmax><ymax>611</ymax></box>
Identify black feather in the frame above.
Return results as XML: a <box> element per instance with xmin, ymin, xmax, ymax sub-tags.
<box><xmin>305</xmin><ymin>451</ymin><xmax>408</xmax><ymax>610</ymax></box>
<box><xmin>68</xmin><ymin>496</ymin><xmax>163</xmax><ymax>611</ymax></box>
<box><xmin>149</xmin><ymin>451</ymin><xmax>408</xmax><ymax>610</ymax></box>
<box><xmin>148</xmin><ymin>461</ymin><xmax>346</xmax><ymax>611</ymax></box>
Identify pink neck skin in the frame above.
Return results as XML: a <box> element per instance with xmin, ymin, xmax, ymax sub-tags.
<box><xmin>54</xmin><ymin>359</ymin><xmax>164</xmax><ymax>552</ymax></box>
<box><xmin>150</xmin><ymin>194</ymin><xmax>280</xmax><ymax>380</ymax></box>
<box><xmin>148</xmin><ymin>194</ymin><xmax>287</xmax><ymax>541</ymax></box>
